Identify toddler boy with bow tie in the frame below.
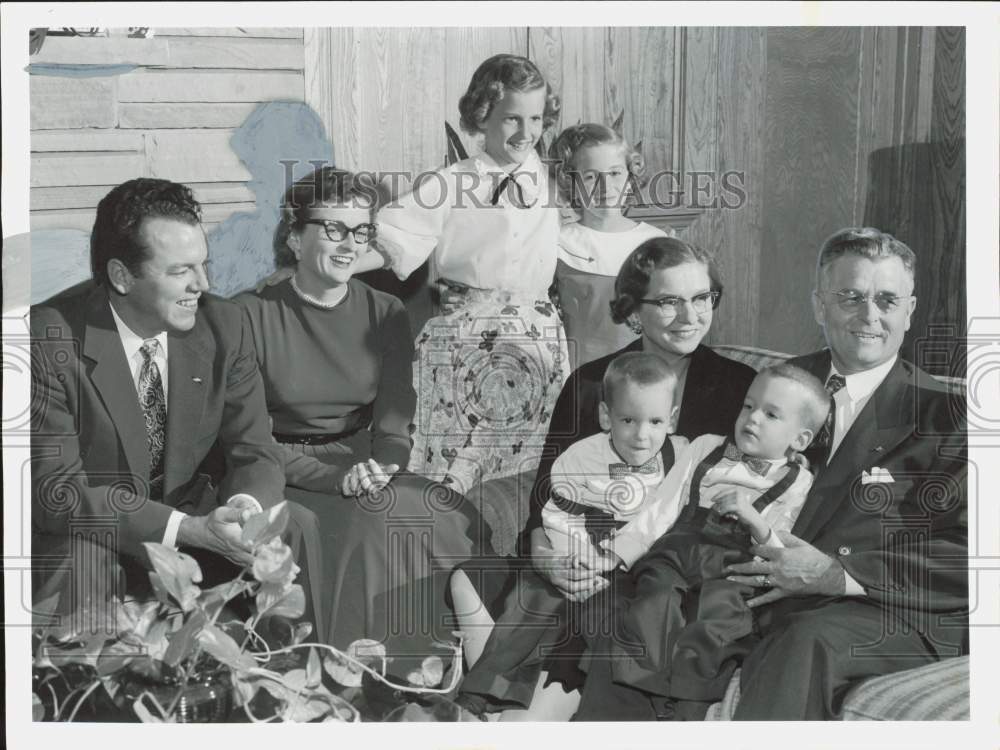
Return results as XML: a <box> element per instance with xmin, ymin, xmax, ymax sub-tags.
<box><xmin>454</xmin><ymin>352</ymin><xmax>684</xmax><ymax>718</ymax></box>
<box><xmin>578</xmin><ymin>363</ymin><xmax>831</xmax><ymax>719</ymax></box>
<box><xmin>540</xmin><ymin>352</ymin><xmax>688</xmax><ymax>563</ymax></box>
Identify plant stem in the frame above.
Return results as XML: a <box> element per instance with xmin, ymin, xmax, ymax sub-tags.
<box><xmin>65</xmin><ymin>679</ymin><xmax>102</xmax><ymax>722</ymax></box>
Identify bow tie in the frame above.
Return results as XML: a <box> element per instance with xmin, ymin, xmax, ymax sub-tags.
<box><xmin>608</xmin><ymin>455</ymin><xmax>660</xmax><ymax>479</ymax></box>
<box><xmin>722</xmin><ymin>442</ymin><xmax>772</xmax><ymax>477</ymax></box>
<box><xmin>490</xmin><ymin>172</ymin><xmax>535</xmax><ymax>208</ymax></box>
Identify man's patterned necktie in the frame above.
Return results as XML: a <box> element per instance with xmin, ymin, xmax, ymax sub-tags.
<box><xmin>812</xmin><ymin>373</ymin><xmax>847</xmax><ymax>466</ymax></box>
<box><xmin>722</xmin><ymin>441</ymin><xmax>773</xmax><ymax>477</ymax></box>
<box><xmin>138</xmin><ymin>339</ymin><xmax>166</xmax><ymax>493</ymax></box>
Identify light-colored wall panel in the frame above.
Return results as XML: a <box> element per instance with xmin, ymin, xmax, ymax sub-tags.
<box><xmin>31</xmin><ymin>36</ymin><xmax>170</xmax><ymax>65</ymax></box>
<box><xmin>117</xmin><ymin>70</ymin><xmax>303</xmax><ymax>102</ymax></box>
<box><xmin>144</xmin><ymin>130</ymin><xmax>251</xmax><ymax>183</ymax></box>
<box><xmin>401</xmin><ymin>27</ymin><xmax>447</xmax><ymax>172</ymax></box>
<box><xmin>31</xmin><ymin>182</ymin><xmax>254</xmax><ymax>211</ymax></box>
<box><xmin>31</xmin><ymin>129</ymin><xmax>144</xmax><ymax>152</ymax></box>
<box><xmin>30</xmin><ymin>76</ymin><xmax>117</xmax><ymax>130</ymax></box>
<box><xmin>118</xmin><ymin>102</ymin><xmax>260</xmax><ymax>129</ymax></box>
<box><xmin>165</xmin><ymin>37</ymin><xmax>303</xmax><ymax>70</ymax></box>
<box><xmin>158</xmin><ymin>28</ymin><xmax>302</xmax><ymax>39</ymax></box>
<box><xmin>31</xmin><ymin>151</ymin><xmax>146</xmax><ymax>188</ymax></box>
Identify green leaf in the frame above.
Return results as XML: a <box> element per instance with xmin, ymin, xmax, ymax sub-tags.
<box><xmin>256</xmin><ymin>583</ymin><xmax>305</xmax><ymax>620</ymax></box>
<box><xmin>196</xmin><ymin>623</ymin><xmax>255</xmax><ymax>673</ymax></box>
<box><xmin>419</xmin><ymin>655</ymin><xmax>444</xmax><ymax>688</ymax></box>
<box><xmin>162</xmin><ymin>609</ymin><xmax>207</xmax><ymax>668</ymax></box>
<box><xmin>32</xmin><ymin>693</ymin><xmax>45</xmax><ymax>721</ymax></box>
<box><xmin>241</xmin><ymin>501</ymin><xmax>290</xmax><ymax>548</ymax></box>
<box><xmin>259</xmin><ymin>669</ymin><xmax>338</xmax><ymax>723</ymax></box>
<box><xmin>143</xmin><ymin>544</ymin><xmax>203</xmax><ymax>612</ymax></box>
<box><xmin>200</xmin><ymin>578</ymin><xmax>250</xmax><ymax>620</ymax></box>
<box><xmin>322</xmin><ymin>639</ymin><xmax>385</xmax><ymax>687</ymax></box>
<box><xmin>305</xmin><ymin>647</ymin><xmax>322</xmax><ymax>689</ymax></box>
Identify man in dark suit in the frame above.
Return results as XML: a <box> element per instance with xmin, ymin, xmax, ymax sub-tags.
<box><xmin>571</xmin><ymin>227</ymin><xmax>967</xmax><ymax>721</ymax></box>
<box><xmin>721</xmin><ymin>227</ymin><xmax>968</xmax><ymax>719</ymax></box>
<box><xmin>31</xmin><ymin>178</ymin><xmax>320</xmax><ymax>632</ymax></box>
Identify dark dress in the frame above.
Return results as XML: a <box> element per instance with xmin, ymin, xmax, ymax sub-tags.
<box><xmin>234</xmin><ymin>278</ymin><xmax>486</xmax><ymax>664</ymax></box>
<box><xmin>456</xmin><ymin>340</ymin><xmax>756</xmax><ymax>712</ymax></box>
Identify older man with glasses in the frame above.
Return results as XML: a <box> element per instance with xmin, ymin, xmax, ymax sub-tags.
<box><xmin>720</xmin><ymin>227</ymin><xmax>968</xmax><ymax>720</ymax></box>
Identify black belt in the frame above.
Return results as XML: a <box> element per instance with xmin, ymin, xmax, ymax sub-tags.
<box><xmin>273</xmin><ymin>425</ymin><xmax>365</xmax><ymax>445</ymax></box>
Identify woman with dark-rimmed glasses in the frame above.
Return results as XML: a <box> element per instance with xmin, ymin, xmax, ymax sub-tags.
<box><xmin>234</xmin><ymin>166</ymin><xmax>483</xmax><ymax>661</ymax></box>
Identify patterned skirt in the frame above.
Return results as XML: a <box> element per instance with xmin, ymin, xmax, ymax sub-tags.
<box><xmin>407</xmin><ymin>288</ymin><xmax>569</xmax><ymax>495</ymax></box>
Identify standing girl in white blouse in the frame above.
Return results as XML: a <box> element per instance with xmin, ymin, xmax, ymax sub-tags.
<box><xmin>373</xmin><ymin>54</ymin><xmax>567</xmax><ymax>494</ymax></box>
<box><xmin>550</xmin><ymin>124</ymin><xmax>671</xmax><ymax>371</ymax></box>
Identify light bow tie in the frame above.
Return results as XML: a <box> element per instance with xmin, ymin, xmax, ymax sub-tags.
<box><xmin>608</xmin><ymin>455</ymin><xmax>660</xmax><ymax>479</ymax></box>
<box><xmin>723</xmin><ymin>442</ymin><xmax>772</xmax><ymax>477</ymax></box>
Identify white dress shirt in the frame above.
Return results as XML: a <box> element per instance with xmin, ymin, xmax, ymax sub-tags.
<box><xmin>109</xmin><ymin>301</ymin><xmax>260</xmax><ymax>549</ymax></box>
<box><xmin>827</xmin><ymin>355</ymin><xmax>898</xmax><ymax>459</ymax></box>
<box><xmin>376</xmin><ymin>150</ymin><xmax>560</xmax><ymax>296</ymax></box>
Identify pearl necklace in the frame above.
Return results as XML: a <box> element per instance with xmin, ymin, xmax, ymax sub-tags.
<box><xmin>290</xmin><ymin>275</ymin><xmax>346</xmax><ymax>309</ymax></box>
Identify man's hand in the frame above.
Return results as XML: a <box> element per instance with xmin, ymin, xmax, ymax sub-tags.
<box><xmin>530</xmin><ymin>528</ymin><xmax>608</xmax><ymax>603</ymax></box>
<box><xmin>725</xmin><ymin>530</ymin><xmax>847</xmax><ymax>608</ymax></box>
<box><xmin>341</xmin><ymin>459</ymin><xmax>400</xmax><ymax>497</ymax></box>
<box><xmin>177</xmin><ymin>506</ymin><xmax>254</xmax><ymax>567</ymax></box>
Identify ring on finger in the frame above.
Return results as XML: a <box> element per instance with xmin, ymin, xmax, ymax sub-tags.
<box><xmin>760</xmin><ymin>575</ymin><xmax>771</xmax><ymax>588</ymax></box>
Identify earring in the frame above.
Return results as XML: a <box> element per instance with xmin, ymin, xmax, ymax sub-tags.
<box><xmin>625</xmin><ymin>314</ymin><xmax>643</xmax><ymax>335</ymax></box>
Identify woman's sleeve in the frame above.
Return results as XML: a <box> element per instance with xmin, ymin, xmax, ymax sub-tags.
<box><xmin>375</xmin><ymin>170</ymin><xmax>451</xmax><ymax>281</ymax></box>
<box><xmin>371</xmin><ymin>296</ymin><xmax>417</xmax><ymax>468</ymax></box>
<box><xmin>281</xmin><ymin>445</ymin><xmax>350</xmax><ymax>494</ymax></box>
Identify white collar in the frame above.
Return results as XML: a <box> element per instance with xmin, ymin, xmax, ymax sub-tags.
<box><xmin>472</xmin><ymin>150</ymin><xmax>544</xmax><ymax>202</ymax></box>
<box><xmin>108</xmin><ymin>299</ymin><xmax>169</xmax><ymax>364</ymax></box>
<box><xmin>829</xmin><ymin>355</ymin><xmax>897</xmax><ymax>402</ymax></box>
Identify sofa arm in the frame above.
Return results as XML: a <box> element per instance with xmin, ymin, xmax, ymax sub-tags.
<box><xmin>841</xmin><ymin>656</ymin><xmax>970</xmax><ymax>721</ymax></box>
<box><xmin>706</xmin><ymin>656</ymin><xmax>970</xmax><ymax>721</ymax></box>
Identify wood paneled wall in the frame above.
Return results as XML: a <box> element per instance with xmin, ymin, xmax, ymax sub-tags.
<box><xmin>27</xmin><ymin>27</ymin><xmax>964</xmax><ymax>364</ymax></box>
<box><xmin>29</xmin><ymin>28</ymin><xmax>306</xmax><ymax>234</ymax></box>
<box><xmin>758</xmin><ymin>27</ymin><xmax>966</xmax><ymax>370</ymax></box>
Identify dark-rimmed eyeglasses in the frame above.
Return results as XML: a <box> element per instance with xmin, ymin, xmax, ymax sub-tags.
<box><xmin>638</xmin><ymin>290</ymin><xmax>721</xmax><ymax>319</ymax></box>
<box><xmin>817</xmin><ymin>290</ymin><xmax>912</xmax><ymax>313</ymax></box>
<box><xmin>300</xmin><ymin>219</ymin><xmax>377</xmax><ymax>244</ymax></box>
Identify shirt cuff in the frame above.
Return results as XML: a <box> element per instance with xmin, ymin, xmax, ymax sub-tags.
<box><xmin>602</xmin><ymin>533</ymin><xmax>647</xmax><ymax>571</ymax></box>
<box><xmin>226</xmin><ymin>493</ymin><xmax>263</xmax><ymax>514</ymax></box>
<box><xmin>162</xmin><ymin>510</ymin><xmax>187</xmax><ymax>549</ymax></box>
<box><xmin>843</xmin><ymin>569</ymin><xmax>866</xmax><ymax>596</ymax></box>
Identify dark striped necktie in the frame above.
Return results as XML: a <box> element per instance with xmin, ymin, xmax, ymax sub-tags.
<box><xmin>811</xmin><ymin>373</ymin><xmax>847</xmax><ymax>467</ymax></box>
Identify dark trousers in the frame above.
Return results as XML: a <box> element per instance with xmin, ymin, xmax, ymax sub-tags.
<box><xmin>574</xmin><ymin>514</ymin><xmax>757</xmax><ymax>721</ymax></box>
<box><xmin>733</xmin><ymin>596</ymin><xmax>938</xmax><ymax>720</ymax></box>
<box><xmin>457</xmin><ymin>558</ymin><xmax>631</xmax><ymax>712</ymax></box>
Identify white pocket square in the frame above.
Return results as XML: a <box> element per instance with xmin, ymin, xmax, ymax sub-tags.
<box><xmin>861</xmin><ymin>467</ymin><xmax>895</xmax><ymax>484</ymax></box>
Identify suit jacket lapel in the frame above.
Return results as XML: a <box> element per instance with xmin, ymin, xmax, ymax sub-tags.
<box><xmin>795</xmin><ymin>357</ymin><xmax>914</xmax><ymax>540</ymax></box>
<box><xmin>675</xmin><ymin>345</ymin><xmax>713</xmax><ymax>437</ymax></box>
<box><xmin>164</xmin><ymin>319</ymin><xmax>212</xmax><ymax>491</ymax></box>
<box><xmin>83</xmin><ymin>294</ymin><xmax>151</xmax><ymax>479</ymax></box>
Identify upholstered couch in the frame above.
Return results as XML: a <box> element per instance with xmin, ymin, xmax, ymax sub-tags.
<box><xmin>475</xmin><ymin>344</ymin><xmax>970</xmax><ymax>721</ymax></box>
